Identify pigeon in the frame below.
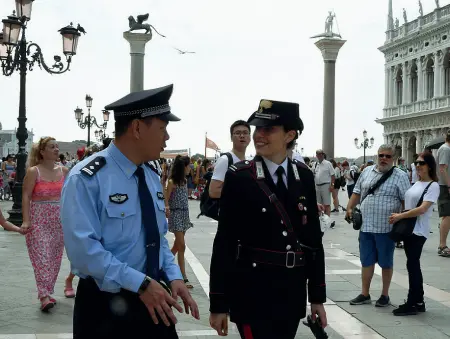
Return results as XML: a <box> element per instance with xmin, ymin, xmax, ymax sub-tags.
<box><xmin>77</xmin><ymin>24</ymin><xmax>87</xmax><ymax>34</ymax></box>
<box><xmin>174</xmin><ymin>47</ymin><xmax>196</xmax><ymax>55</ymax></box>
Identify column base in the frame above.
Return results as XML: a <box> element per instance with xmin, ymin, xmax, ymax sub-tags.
<box><xmin>7</xmin><ymin>181</ymin><xmax>23</xmax><ymax>226</ymax></box>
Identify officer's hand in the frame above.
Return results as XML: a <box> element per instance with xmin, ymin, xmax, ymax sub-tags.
<box><xmin>140</xmin><ymin>279</ymin><xmax>183</xmax><ymax>326</ymax></box>
<box><xmin>311</xmin><ymin>303</ymin><xmax>327</xmax><ymax>328</ymax></box>
<box><xmin>210</xmin><ymin>313</ymin><xmax>228</xmax><ymax>336</ymax></box>
<box><xmin>317</xmin><ymin>203</ymin><xmax>325</xmax><ymax>214</ymax></box>
<box><xmin>165</xmin><ymin>206</ymin><xmax>170</xmax><ymax>218</ymax></box>
<box><xmin>171</xmin><ymin>280</ymin><xmax>200</xmax><ymax>320</ymax></box>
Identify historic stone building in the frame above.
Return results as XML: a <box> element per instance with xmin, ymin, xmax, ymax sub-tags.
<box><xmin>377</xmin><ymin>0</ymin><xmax>450</xmax><ymax>164</ymax></box>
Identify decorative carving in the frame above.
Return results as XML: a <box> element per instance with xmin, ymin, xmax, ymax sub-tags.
<box><xmin>395</xmin><ymin>18</ymin><xmax>400</xmax><ymax>29</ymax></box>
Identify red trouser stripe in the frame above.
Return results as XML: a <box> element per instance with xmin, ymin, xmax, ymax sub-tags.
<box><xmin>243</xmin><ymin>324</ymin><xmax>254</xmax><ymax>339</ymax></box>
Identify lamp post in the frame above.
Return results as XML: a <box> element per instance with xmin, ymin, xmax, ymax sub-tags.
<box><xmin>1</xmin><ymin>0</ymin><xmax>82</xmax><ymax>225</ymax></box>
<box><xmin>95</xmin><ymin>129</ymin><xmax>109</xmax><ymax>142</ymax></box>
<box><xmin>354</xmin><ymin>130</ymin><xmax>375</xmax><ymax>164</ymax></box>
<box><xmin>74</xmin><ymin>95</ymin><xmax>110</xmax><ymax>147</ymax></box>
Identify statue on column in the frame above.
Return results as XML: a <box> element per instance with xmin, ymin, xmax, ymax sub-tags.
<box><xmin>403</xmin><ymin>8</ymin><xmax>408</xmax><ymax>23</ymax></box>
<box><xmin>310</xmin><ymin>11</ymin><xmax>341</xmax><ymax>39</ymax></box>
<box><xmin>128</xmin><ymin>13</ymin><xmax>166</xmax><ymax>37</ymax></box>
<box><xmin>395</xmin><ymin>18</ymin><xmax>400</xmax><ymax>29</ymax></box>
<box><xmin>419</xmin><ymin>1</ymin><xmax>424</xmax><ymax>17</ymax></box>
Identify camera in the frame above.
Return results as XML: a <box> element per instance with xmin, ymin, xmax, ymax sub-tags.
<box><xmin>303</xmin><ymin>314</ymin><xmax>328</xmax><ymax>339</ymax></box>
<box><xmin>352</xmin><ymin>207</ymin><xmax>362</xmax><ymax>230</ymax></box>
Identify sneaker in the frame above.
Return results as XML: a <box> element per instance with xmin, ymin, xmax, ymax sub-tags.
<box><xmin>416</xmin><ymin>302</ymin><xmax>426</xmax><ymax>312</ymax></box>
<box><xmin>393</xmin><ymin>302</ymin><xmax>417</xmax><ymax>316</ymax></box>
<box><xmin>375</xmin><ymin>295</ymin><xmax>391</xmax><ymax>307</ymax></box>
<box><xmin>331</xmin><ymin>209</ymin><xmax>339</xmax><ymax>213</ymax></box>
<box><xmin>349</xmin><ymin>294</ymin><xmax>371</xmax><ymax>305</ymax></box>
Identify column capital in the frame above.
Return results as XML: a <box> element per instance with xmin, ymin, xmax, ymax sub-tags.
<box><xmin>314</xmin><ymin>38</ymin><xmax>347</xmax><ymax>61</ymax></box>
<box><xmin>123</xmin><ymin>32</ymin><xmax>153</xmax><ymax>55</ymax></box>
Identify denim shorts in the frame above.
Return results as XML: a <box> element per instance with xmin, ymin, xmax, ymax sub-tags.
<box><xmin>359</xmin><ymin>231</ymin><xmax>395</xmax><ymax>268</ymax></box>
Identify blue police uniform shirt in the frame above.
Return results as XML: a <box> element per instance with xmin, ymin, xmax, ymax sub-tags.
<box><xmin>60</xmin><ymin>142</ymin><xmax>182</xmax><ymax>293</ymax></box>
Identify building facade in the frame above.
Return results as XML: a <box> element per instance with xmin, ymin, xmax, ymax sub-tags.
<box><xmin>0</xmin><ymin>122</ymin><xmax>34</xmax><ymax>158</ymax></box>
<box><xmin>377</xmin><ymin>0</ymin><xmax>450</xmax><ymax>165</ymax></box>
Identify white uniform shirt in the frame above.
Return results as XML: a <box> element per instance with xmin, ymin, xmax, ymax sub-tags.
<box><xmin>211</xmin><ymin>151</ymin><xmax>241</xmax><ymax>182</ymax></box>
<box><xmin>262</xmin><ymin>157</ymin><xmax>288</xmax><ymax>187</ymax></box>
<box><xmin>404</xmin><ymin>181</ymin><xmax>440</xmax><ymax>238</ymax></box>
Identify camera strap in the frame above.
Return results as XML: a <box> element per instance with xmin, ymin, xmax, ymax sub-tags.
<box><xmin>360</xmin><ymin>166</ymin><xmax>395</xmax><ymax>205</ymax></box>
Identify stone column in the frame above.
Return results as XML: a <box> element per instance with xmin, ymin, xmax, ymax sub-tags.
<box><xmin>123</xmin><ymin>32</ymin><xmax>153</xmax><ymax>93</ymax></box>
<box><xmin>403</xmin><ymin>62</ymin><xmax>409</xmax><ymax>104</ymax></box>
<box><xmin>417</xmin><ymin>59</ymin><xmax>424</xmax><ymax>101</ymax></box>
<box><xmin>401</xmin><ymin>133</ymin><xmax>408</xmax><ymax>158</ymax></box>
<box><xmin>434</xmin><ymin>52</ymin><xmax>440</xmax><ymax>97</ymax></box>
<box><xmin>383</xmin><ymin>133</ymin><xmax>388</xmax><ymax>145</ymax></box>
<box><xmin>416</xmin><ymin>130</ymin><xmax>423</xmax><ymax>154</ymax></box>
<box><xmin>390</xmin><ymin>67</ymin><xmax>396</xmax><ymax>106</ymax></box>
<box><xmin>315</xmin><ymin>38</ymin><xmax>346</xmax><ymax>159</ymax></box>
<box><xmin>385</xmin><ymin>67</ymin><xmax>390</xmax><ymax>107</ymax></box>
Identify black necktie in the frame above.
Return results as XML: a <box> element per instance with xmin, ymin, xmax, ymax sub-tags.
<box><xmin>135</xmin><ymin>166</ymin><xmax>160</xmax><ymax>280</ymax></box>
<box><xmin>275</xmin><ymin>166</ymin><xmax>288</xmax><ymax>204</ymax></box>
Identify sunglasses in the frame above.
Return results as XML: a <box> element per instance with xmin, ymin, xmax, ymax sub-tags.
<box><xmin>378</xmin><ymin>154</ymin><xmax>393</xmax><ymax>159</ymax></box>
<box><xmin>414</xmin><ymin>161</ymin><xmax>427</xmax><ymax>166</ymax></box>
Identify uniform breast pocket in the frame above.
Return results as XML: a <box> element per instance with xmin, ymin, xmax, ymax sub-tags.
<box><xmin>104</xmin><ymin>205</ymin><xmax>138</xmax><ymax>246</ymax></box>
<box><xmin>155</xmin><ymin>200</ymin><xmax>168</xmax><ymax>233</ymax></box>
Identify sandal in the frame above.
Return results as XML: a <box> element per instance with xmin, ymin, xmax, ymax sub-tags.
<box><xmin>184</xmin><ymin>279</ymin><xmax>194</xmax><ymax>289</ymax></box>
<box><xmin>49</xmin><ymin>297</ymin><xmax>57</xmax><ymax>304</ymax></box>
<box><xmin>64</xmin><ymin>287</ymin><xmax>75</xmax><ymax>298</ymax></box>
<box><xmin>40</xmin><ymin>298</ymin><xmax>55</xmax><ymax>312</ymax></box>
<box><xmin>438</xmin><ymin>246</ymin><xmax>450</xmax><ymax>257</ymax></box>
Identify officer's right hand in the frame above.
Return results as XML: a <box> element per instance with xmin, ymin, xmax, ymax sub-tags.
<box><xmin>140</xmin><ymin>279</ymin><xmax>183</xmax><ymax>326</ymax></box>
<box><xmin>210</xmin><ymin>313</ymin><xmax>228</xmax><ymax>336</ymax></box>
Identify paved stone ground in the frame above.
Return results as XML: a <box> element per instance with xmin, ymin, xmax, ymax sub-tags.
<box><xmin>0</xmin><ymin>189</ymin><xmax>449</xmax><ymax>338</ymax></box>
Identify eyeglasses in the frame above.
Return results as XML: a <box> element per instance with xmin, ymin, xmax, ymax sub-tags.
<box><xmin>378</xmin><ymin>154</ymin><xmax>393</xmax><ymax>159</ymax></box>
<box><xmin>414</xmin><ymin>161</ymin><xmax>427</xmax><ymax>166</ymax></box>
<box><xmin>233</xmin><ymin>131</ymin><xmax>250</xmax><ymax>136</ymax></box>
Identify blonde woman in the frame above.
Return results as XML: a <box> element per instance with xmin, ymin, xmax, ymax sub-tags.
<box><xmin>21</xmin><ymin>137</ymin><xmax>74</xmax><ymax>312</ymax></box>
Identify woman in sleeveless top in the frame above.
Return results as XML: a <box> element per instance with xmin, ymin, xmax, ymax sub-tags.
<box><xmin>165</xmin><ymin>155</ymin><xmax>194</xmax><ymax>288</ymax></box>
<box><xmin>21</xmin><ymin>137</ymin><xmax>73</xmax><ymax>312</ymax></box>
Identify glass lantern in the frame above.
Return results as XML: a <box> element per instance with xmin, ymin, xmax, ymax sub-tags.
<box><xmin>59</xmin><ymin>23</ymin><xmax>80</xmax><ymax>56</ymax></box>
<box><xmin>85</xmin><ymin>94</ymin><xmax>93</xmax><ymax>108</ymax></box>
<box><xmin>0</xmin><ymin>33</ymin><xmax>8</xmax><ymax>60</ymax></box>
<box><xmin>74</xmin><ymin>107</ymin><xmax>83</xmax><ymax>121</ymax></box>
<box><xmin>2</xmin><ymin>12</ymin><xmax>22</xmax><ymax>45</ymax></box>
<box><xmin>15</xmin><ymin>0</ymin><xmax>34</xmax><ymax>20</ymax></box>
<box><xmin>354</xmin><ymin>138</ymin><xmax>359</xmax><ymax>146</ymax></box>
<box><xmin>102</xmin><ymin>110</ymin><xmax>110</xmax><ymax>122</ymax></box>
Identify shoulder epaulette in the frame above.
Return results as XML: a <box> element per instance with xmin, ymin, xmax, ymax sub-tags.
<box><xmin>229</xmin><ymin>160</ymin><xmax>252</xmax><ymax>172</ymax></box>
<box><xmin>80</xmin><ymin>156</ymin><xmax>106</xmax><ymax>177</ymax></box>
<box><xmin>145</xmin><ymin>161</ymin><xmax>162</xmax><ymax>176</ymax></box>
<box><xmin>293</xmin><ymin>159</ymin><xmax>309</xmax><ymax>170</ymax></box>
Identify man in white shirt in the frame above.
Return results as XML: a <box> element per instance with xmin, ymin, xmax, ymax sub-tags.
<box><xmin>410</xmin><ymin>154</ymin><xmax>418</xmax><ymax>185</ymax></box>
<box><xmin>287</xmin><ymin>142</ymin><xmax>305</xmax><ymax>164</ymax></box>
<box><xmin>313</xmin><ymin>149</ymin><xmax>335</xmax><ymax>217</ymax></box>
<box><xmin>209</xmin><ymin>120</ymin><xmax>251</xmax><ymax>198</ymax></box>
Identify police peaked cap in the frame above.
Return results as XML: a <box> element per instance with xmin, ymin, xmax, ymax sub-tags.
<box><xmin>104</xmin><ymin>84</ymin><xmax>180</xmax><ymax>122</ymax></box>
<box><xmin>247</xmin><ymin>99</ymin><xmax>304</xmax><ymax>134</ymax></box>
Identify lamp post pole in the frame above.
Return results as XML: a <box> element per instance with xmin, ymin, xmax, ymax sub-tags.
<box><xmin>354</xmin><ymin>130</ymin><xmax>375</xmax><ymax>164</ymax></box>
<box><xmin>74</xmin><ymin>96</ymin><xmax>110</xmax><ymax>147</ymax></box>
<box><xmin>0</xmin><ymin>1</ymin><xmax>82</xmax><ymax>225</ymax></box>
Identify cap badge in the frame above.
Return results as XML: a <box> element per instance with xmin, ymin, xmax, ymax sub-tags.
<box><xmin>258</xmin><ymin>100</ymin><xmax>273</xmax><ymax>113</ymax></box>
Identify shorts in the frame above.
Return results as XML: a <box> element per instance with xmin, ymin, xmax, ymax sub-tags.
<box><xmin>315</xmin><ymin>184</ymin><xmax>331</xmax><ymax>206</ymax></box>
<box><xmin>359</xmin><ymin>231</ymin><xmax>395</xmax><ymax>268</ymax></box>
<box><xmin>438</xmin><ymin>186</ymin><xmax>450</xmax><ymax>217</ymax></box>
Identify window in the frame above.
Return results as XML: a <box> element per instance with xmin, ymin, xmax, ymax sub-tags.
<box><xmin>426</xmin><ymin>58</ymin><xmax>434</xmax><ymax>99</ymax></box>
<box><xmin>410</xmin><ymin>62</ymin><xmax>418</xmax><ymax>102</ymax></box>
<box><xmin>396</xmin><ymin>69</ymin><xmax>403</xmax><ymax>105</ymax></box>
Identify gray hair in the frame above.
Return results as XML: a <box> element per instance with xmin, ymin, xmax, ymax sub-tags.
<box><xmin>378</xmin><ymin>144</ymin><xmax>395</xmax><ymax>154</ymax></box>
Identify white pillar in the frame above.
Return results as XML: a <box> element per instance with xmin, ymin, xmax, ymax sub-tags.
<box><xmin>402</xmin><ymin>62</ymin><xmax>408</xmax><ymax>104</ymax></box>
<box><xmin>385</xmin><ymin>67</ymin><xmax>390</xmax><ymax>107</ymax></box>
<box><xmin>416</xmin><ymin>131</ymin><xmax>423</xmax><ymax>154</ymax></box>
<box><xmin>417</xmin><ymin>60</ymin><xmax>424</xmax><ymax>101</ymax></box>
<box><xmin>389</xmin><ymin>67</ymin><xmax>395</xmax><ymax>106</ymax></box>
<box><xmin>401</xmin><ymin>133</ymin><xmax>408</xmax><ymax>158</ymax></box>
<box><xmin>123</xmin><ymin>32</ymin><xmax>153</xmax><ymax>93</ymax></box>
<box><xmin>434</xmin><ymin>52</ymin><xmax>440</xmax><ymax>97</ymax></box>
<box><xmin>383</xmin><ymin>133</ymin><xmax>388</xmax><ymax>144</ymax></box>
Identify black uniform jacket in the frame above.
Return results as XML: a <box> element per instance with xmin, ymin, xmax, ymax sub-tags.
<box><xmin>209</xmin><ymin>156</ymin><xmax>326</xmax><ymax>323</ymax></box>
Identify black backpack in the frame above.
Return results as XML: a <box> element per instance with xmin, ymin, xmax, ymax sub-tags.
<box><xmin>350</xmin><ymin>169</ymin><xmax>360</xmax><ymax>183</ymax></box>
<box><xmin>197</xmin><ymin>152</ymin><xmax>233</xmax><ymax>220</ymax></box>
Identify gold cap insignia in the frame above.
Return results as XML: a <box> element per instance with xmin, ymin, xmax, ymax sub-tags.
<box><xmin>258</xmin><ymin>100</ymin><xmax>273</xmax><ymax>113</ymax></box>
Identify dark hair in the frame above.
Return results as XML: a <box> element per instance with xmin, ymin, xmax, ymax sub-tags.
<box><xmin>446</xmin><ymin>130</ymin><xmax>450</xmax><ymax>143</ymax></box>
<box><xmin>330</xmin><ymin>159</ymin><xmax>337</xmax><ymax>168</ymax></box>
<box><xmin>230</xmin><ymin>120</ymin><xmax>250</xmax><ymax>136</ymax></box>
<box><xmin>59</xmin><ymin>154</ymin><xmax>65</xmax><ymax>161</ymax></box>
<box><xmin>102</xmin><ymin>138</ymin><xmax>112</xmax><ymax>149</ymax></box>
<box><xmin>202</xmin><ymin>158</ymin><xmax>210</xmax><ymax>170</ymax></box>
<box><xmin>417</xmin><ymin>152</ymin><xmax>438</xmax><ymax>182</ymax></box>
<box><xmin>170</xmin><ymin>155</ymin><xmax>190</xmax><ymax>186</ymax></box>
<box><xmin>282</xmin><ymin>127</ymin><xmax>298</xmax><ymax>150</ymax></box>
<box><xmin>342</xmin><ymin>160</ymin><xmax>349</xmax><ymax>167</ymax></box>
<box><xmin>304</xmin><ymin>157</ymin><xmax>310</xmax><ymax>164</ymax></box>
<box><xmin>6</xmin><ymin>154</ymin><xmax>14</xmax><ymax>161</ymax></box>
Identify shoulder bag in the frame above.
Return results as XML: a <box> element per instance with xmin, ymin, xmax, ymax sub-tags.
<box><xmin>352</xmin><ymin>166</ymin><xmax>395</xmax><ymax>230</ymax></box>
<box><xmin>389</xmin><ymin>182</ymin><xmax>434</xmax><ymax>242</ymax></box>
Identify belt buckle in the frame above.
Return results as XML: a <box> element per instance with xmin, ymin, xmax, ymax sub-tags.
<box><xmin>286</xmin><ymin>251</ymin><xmax>296</xmax><ymax>268</ymax></box>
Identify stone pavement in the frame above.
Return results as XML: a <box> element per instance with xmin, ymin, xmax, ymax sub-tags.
<box><xmin>0</xmin><ymin>189</ymin><xmax>449</xmax><ymax>338</ymax></box>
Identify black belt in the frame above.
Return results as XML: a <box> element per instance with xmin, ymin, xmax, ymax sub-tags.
<box><xmin>316</xmin><ymin>182</ymin><xmax>330</xmax><ymax>186</ymax></box>
<box><xmin>236</xmin><ymin>245</ymin><xmax>305</xmax><ymax>268</ymax></box>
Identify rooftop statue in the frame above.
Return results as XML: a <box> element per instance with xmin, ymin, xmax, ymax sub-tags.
<box><xmin>310</xmin><ymin>11</ymin><xmax>342</xmax><ymax>39</ymax></box>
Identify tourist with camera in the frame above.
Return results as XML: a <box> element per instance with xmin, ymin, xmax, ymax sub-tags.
<box><xmin>345</xmin><ymin>144</ymin><xmax>410</xmax><ymax>308</ymax></box>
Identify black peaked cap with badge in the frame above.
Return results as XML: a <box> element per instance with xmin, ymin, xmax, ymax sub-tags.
<box><xmin>247</xmin><ymin>99</ymin><xmax>304</xmax><ymax>134</ymax></box>
<box><xmin>104</xmin><ymin>84</ymin><xmax>180</xmax><ymax>122</ymax></box>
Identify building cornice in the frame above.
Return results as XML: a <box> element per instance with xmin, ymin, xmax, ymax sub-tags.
<box><xmin>376</xmin><ymin>107</ymin><xmax>449</xmax><ymax>124</ymax></box>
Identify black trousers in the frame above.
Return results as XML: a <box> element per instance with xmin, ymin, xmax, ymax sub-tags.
<box><xmin>236</xmin><ymin>316</ymin><xmax>301</xmax><ymax>339</ymax></box>
<box><xmin>403</xmin><ymin>234</ymin><xmax>427</xmax><ymax>304</ymax></box>
<box><xmin>73</xmin><ymin>278</ymin><xmax>178</xmax><ymax>339</ymax></box>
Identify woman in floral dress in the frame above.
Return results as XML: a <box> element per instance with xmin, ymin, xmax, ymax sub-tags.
<box><xmin>21</xmin><ymin>137</ymin><xmax>73</xmax><ymax>311</ymax></box>
<box><xmin>165</xmin><ymin>155</ymin><xmax>194</xmax><ymax>288</ymax></box>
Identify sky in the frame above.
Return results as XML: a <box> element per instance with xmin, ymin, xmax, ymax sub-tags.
<box><xmin>0</xmin><ymin>0</ymin><xmax>442</xmax><ymax>158</ymax></box>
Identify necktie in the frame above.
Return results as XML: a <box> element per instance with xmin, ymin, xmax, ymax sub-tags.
<box><xmin>275</xmin><ymin>166</ymin><xmax>288</xmax><ymax>204</ymax></box>
<box><xmin>135</xmin><ymin>166</ymin><xmax>160</xmax><ymax>280</ymax></box>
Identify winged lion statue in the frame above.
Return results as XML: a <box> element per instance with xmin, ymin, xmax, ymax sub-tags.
<box><xmin>128</xmin><ymin>13</ymin><xmax>166</xmax><ymax>37</ymax></box>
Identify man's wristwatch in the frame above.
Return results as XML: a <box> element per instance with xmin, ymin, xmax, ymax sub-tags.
<box><xmin>138</xmin><ymin>276</ymin><xmax>152</xmax><ymax>295</ymax></box>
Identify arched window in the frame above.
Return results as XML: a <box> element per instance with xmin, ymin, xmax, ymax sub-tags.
<box><xmin>444</xmin><ymin>52</ymin><xmax>450</xmax><ymax>95</ymax></box>
<box><xmin>396</xmin><ymin>68</ymin><xmax>403</xmax><ymax>105</ymax></box>
<box><xmin>426</xmin><ymin>58</ymin><xmax>434</xmax><ymax>99</ymax></box>
<box><xmin>410</xmin><ymin>62</ymin><xmax>418</xmax><ymax>102</ymax></box>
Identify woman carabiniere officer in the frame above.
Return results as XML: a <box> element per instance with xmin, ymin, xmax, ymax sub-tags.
<box><xmin>209</xmin><ymin>100</ymin><xmax>327</xmax><ymax>339</ymax></box>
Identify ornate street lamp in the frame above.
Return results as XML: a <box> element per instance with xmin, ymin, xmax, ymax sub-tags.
<box><xmin>95</xmin><ymin>129</ymin><xmax>110</xmax><ymax>142</ymax></box>
<box><xmin>75</xmin><ymin>95</ymin><xmax>109</xmax><ymax>147</ymax></box>
<box><xmin>354</xmin><ymin>130</ymin><xmax>375</xmax><ymax>164</ymax></box>
<box><xmin>1</xmin><ymin>1</ymin><xmax>83</xmax><ymax>225</ymax></box>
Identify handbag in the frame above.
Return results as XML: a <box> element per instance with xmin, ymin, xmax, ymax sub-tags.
<box><xmin>352</xmin><ymin>166</ymin><xmax>395</xmax><ymax>230</ymax></box>
<box><xmin>389</xmin><ymin>182</ymin><xmax>434</xmax><ymax>242</ymax></box>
